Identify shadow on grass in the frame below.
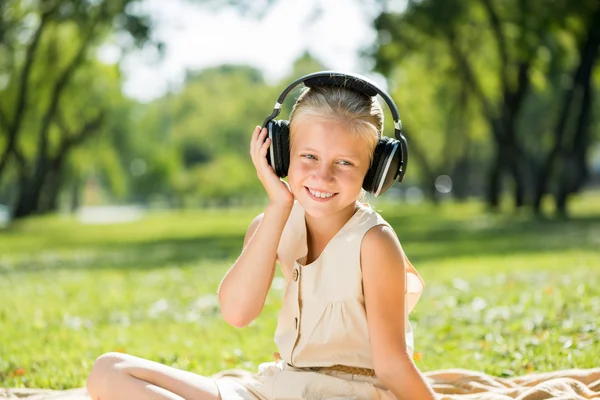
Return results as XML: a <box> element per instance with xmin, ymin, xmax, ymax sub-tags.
<box><xmin>379</xmin><ymin>213</ymin><xmax>600</xmax><ymax>262</ymax></box>
<box><xmin>0</xmin><ymin>234</ymin><xmax>246</xmax><ymax>275</ymax></box>
<box><xmin>1</xmin><ymin>213</ymin><xmax>598</xmax><ymax>275</ymax></box>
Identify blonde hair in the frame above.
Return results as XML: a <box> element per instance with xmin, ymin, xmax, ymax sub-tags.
<box><xmin>288</xmin><ymin>86</ymin><xmax>383</xmax><ymax>164</ymax></box>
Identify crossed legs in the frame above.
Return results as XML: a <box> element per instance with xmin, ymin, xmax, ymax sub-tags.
<box><xmin>86</xmin><ymin>352</ymin><xmax>222</xmax><ymax>400</ymax></box>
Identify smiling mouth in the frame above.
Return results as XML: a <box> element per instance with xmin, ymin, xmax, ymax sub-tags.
<box><xmin>305</xmin><ymin>186</ymin><xmax>338</xmax><ymax>200</ymax></box>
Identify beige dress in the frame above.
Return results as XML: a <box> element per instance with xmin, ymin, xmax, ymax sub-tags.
<box><xmin>214</xmin><ymin>201</ymin><xmax>425</xmax><ymax>400</ymax></box>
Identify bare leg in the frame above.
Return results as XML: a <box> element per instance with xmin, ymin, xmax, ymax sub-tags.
<box><xmin>86</xmin><ymin>352</ymin><xmax>222</xmax><ymax>400</ymax></box>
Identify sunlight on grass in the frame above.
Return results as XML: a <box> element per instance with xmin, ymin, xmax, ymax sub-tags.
<box><xmin>1</xmin><ymin>193</ymin><xmax>599</xmax><ymax>388</ymax></box>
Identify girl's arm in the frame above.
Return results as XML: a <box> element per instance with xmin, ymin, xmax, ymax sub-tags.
<box><xmin>218</xmin><ymin>126</ymin><xmax>294</xmax><ymax>328</ymax></box>
<box><xmin>218</xmin><ymin>202</ymin><xmax>292</xmax><ymax>328</ymax></box>
<box><xmin>361</xmin><ymin>225</ymin><xmax>437</xmax><ymax>400</ymax></box>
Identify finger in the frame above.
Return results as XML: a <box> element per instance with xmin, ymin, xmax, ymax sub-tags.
<box><xmin>252</xmin><ymin>126</ymin><xmax>265</xmax><ymax>166</ymax></box>
<box><xmin>260</xmin><ymin>137</ymin><xmax>271</xmax><ymax>162</ymax></box>
<box><xmin>254</xmin><ymin>128</ymin><xmax>269</xmax><ymax>161</ymax></box>
<box><xmin>258</xmin><ymin>127</ymin><xmax>268</xmax><ymax>146</ymax></box>
<box><xmin>250</xmin><ymin>126</ymin><xmax>260</xmax><ymax>156</ymax></box>
<box><xmin>260</xmin><ymin>140</ymin><xmax>281</xmax><ymax>181</ymax></box>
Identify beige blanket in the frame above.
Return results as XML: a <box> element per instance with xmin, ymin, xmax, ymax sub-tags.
<box><xmin>2</xmin><ymin>368</ymin><xmax>599</xmax><ymax>399</ymax></box>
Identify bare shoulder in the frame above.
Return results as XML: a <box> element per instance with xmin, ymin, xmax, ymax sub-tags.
<box><xmin>360</xmin><ymin>223</ymin><xmax>406</xmax><ymax>288</ymax></box>
<box><xmin>361</xmin><ymin>224</ymin><xmax>404</xmax><ymax>263</ymax></box>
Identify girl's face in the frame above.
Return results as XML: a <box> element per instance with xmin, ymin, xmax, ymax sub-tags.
<box><xmin>288</xmin><ymin>118</ymin><xmax>372</xmax><ymax>219</ymax></box>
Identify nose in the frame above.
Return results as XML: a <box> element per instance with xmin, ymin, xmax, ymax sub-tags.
<box><xmin>314</xmin><ymin>162</ymin><xmax>335</xmax><ymax>183</ymax></box>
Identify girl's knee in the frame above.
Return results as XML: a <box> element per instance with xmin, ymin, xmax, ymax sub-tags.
<box><xmin>91</xmin><ymin>351</ymin><xmax>131</xmax><ymax>372</ymax></box>
<box><xmin>86</xmin><ymin>352</ymin><xmax>131</xmax><ymax>395</ymax></box>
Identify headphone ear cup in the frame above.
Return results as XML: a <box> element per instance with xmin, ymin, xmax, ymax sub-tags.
<box><xmin>363</xmin><ymin>137</ymin><xmax>401</xmax><ymax>196</ymax></box>
<box><xmin>265</xmin><ymin>120</ymin><xmax>278</xmax><ymax>172</ymax></box>
<box><xmin>266</xmin><ymin>120</ymin><xmax>290</xmax><ymax>178</ymax></box>
<box><xmin>278</xmin><ymin>120</ymin><xmax>290</xmax><ymax>178</ymax></box>
<box><xmin>363</xmin><ymin>139</ymin><xmax>385</xmax><ymax>194</ymax></box>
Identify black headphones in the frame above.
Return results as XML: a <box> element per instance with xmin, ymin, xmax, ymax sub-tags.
<box><xmin>261</xmin><ymin>71</ymin><xmax>408</xmax><ymax>197</ymax></box>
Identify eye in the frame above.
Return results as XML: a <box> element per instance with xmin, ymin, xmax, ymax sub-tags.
<box><xmin>302</xmin><ymin>154</ymin><xmax>316</xmax><ymax>160</ymax></box>
<box><xmin>337</xmin><ymin>160</ymin><xmax>353</xmax><ymax>166</ymax></box>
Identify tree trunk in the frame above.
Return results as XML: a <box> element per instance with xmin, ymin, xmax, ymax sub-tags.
<box><xmin>503</xmin><ymin>117</ymin><xmax>528</xmax><ymax>209</ymax></box>
<box><xmin>555</xmin><ymin>152</ymin><xmax>579</xmax><ymax>218</ymax></box>
<box><xmin>12</xmin><ymin>110</ymin><xmax>104</xmax><ymax>219</ymax></box>
<box><xmin>533</xmin><ymin>7</ymin><xmax>600</xmax><ymax>214</ymax></box>
<box><xmin>487</xmin><ymin>146</ymin><xmax>504</xmax><ymax>210</ymax></box>
<box><xmin>13</xmin><ymin>150</ymin><xmax>49</xmax><ymax>218</ymax></box>
<box><xmin>451</xmin><ymin>155</ymin><xmax>471</xmax><ymax>200</ymax></box>
<box><xmin>555</xmin><ymin>63</ymin><xmax>595</xmax><ymax>217</ymax></box>
<box><xmin>508</xmin><ymin>154</ymin><xmax>526</xmax><ymax>208</ymax></box>
<box><xmin>13</xmin><ymin>175</ymin><xmax>44</xmax><ymax>218</ymax></box>
<box><xmin>70</xmin><ymin>177</ymin><xmax>81</xmax><ymax>214</ymax></box>
<box><xmin>11</xmin><ymin>17</ymin><xmax>101</xmax><ymax>219</ymax></box>
<box><xmin>39</xmin><ymin>163</ymin><xmax>64</xmax><ymax>214</ymax></box>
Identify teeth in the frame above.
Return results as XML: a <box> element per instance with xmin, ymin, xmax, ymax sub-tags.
<box><xmin>309</xmin><ymin>188</ymin><xmax>334</xmax><ymax>198</ymax></box>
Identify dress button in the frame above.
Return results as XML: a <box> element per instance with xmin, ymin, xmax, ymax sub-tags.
<box><xmin>293</xmin><ymin>269</ymin><xmax>299</xmax><ymax>281</ymax></box>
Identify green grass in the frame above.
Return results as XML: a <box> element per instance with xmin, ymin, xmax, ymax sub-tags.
<box><xmin>1</xmin><ymin>192</ymin><xmax>599</xmax><ymax>389</ymax></box>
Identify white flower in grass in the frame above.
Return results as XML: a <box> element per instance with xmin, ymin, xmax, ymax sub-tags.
<box><xmin>148</xmin><ymin>299</ymin><xmax>169</xmax><ymax>318</ymax></box>
<box><xmin>193</xmin><ymin>294</ymin><xmax>219</xmax><ymax>313</ymax></box>
<box><xmin>452</xmin><ymin>278</ymin><xmax>470</xmax><ymax>292</ymax></box>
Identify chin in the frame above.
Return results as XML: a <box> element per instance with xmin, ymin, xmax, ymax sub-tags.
<box><xmin>301</xmin><ymin>203</ymin><xmax>335</xmax><ymax>219</ymax></box>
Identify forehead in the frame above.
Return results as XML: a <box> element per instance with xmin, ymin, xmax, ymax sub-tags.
<box><xmin>291</xmin><ymin>118</ymin><xmax>370</xmax><ymax>156</ymax></box>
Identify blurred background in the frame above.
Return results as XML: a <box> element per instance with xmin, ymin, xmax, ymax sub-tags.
<box><xmin>1</xmin><ymin>0</ymin><xmax>599</xmax><ymax>222</ymax></box>
<box><xmin>1</xmin><ymin>0</ymin><xmax>600</xmax><ymax>391</ymax></box>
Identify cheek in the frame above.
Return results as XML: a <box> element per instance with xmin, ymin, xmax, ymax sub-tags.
<box><xmin>341</xmin><ymin>169</ymin><xmax>366</xmax><ymax>189</ymax></box>
<box><xmin>286</xmin><ymin>160</ymin><xmax>302</xmax><ymax>189</ymax></box>
<box><xmin>288</xmin><ymin>160</ymin><xmax>309</xmax><ymax>179</ymax></box>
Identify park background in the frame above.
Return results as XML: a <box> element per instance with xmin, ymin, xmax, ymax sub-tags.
<box><xmin>1</xmin><ymin>0</ymin><xmax>599</xmax><ymax>390</ymax></box>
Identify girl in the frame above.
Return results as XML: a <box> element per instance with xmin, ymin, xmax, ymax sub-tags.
<box><xmin>86</xmin><ymin>74</ymin><xmax>436</xmax><ymax>400</ymax></box>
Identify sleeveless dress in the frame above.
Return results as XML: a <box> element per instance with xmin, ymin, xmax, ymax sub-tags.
<box><xmin>214</xmin><ymin>201</ymin><xmax>425</xmax><ymax>400</ymax></box>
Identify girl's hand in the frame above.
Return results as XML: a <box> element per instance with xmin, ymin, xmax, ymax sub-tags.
<box><xmin>250</xmin><ymin>126</ymin><xmax>294</xmax><ymax>209</ymax></box>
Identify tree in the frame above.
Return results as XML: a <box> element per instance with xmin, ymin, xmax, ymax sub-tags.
<box><xmin>533</xmin><ymin>7</ymin><xmax>600</xmax><ymax>215</ymax></box>
<box><xmin>375</xmin><ymin>31</ymin><xmax>489</xmax><ymax>201</ymax></box>
<box><xmin>0</xmin><ymin>0</ymin><xmax>155</xmax><ymax>218</ymax></box>
<box><xmin>123</xmin><ymin>65</ymin><xmax>277</xmax><ymax>205</ymax></box>
<box><xmin>372</xmin><ymin>0</ymin><xmax>600</xmax><ymax>215</ymax></box>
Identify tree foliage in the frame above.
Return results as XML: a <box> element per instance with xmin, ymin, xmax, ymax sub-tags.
<box><xmin>0</xmin><ymin>0</ymin><xmax>157</xmax><ymax>217</ymax></box>
<box><xmin>1</xmin><ymin>0</ymin><xmax>599</xmax><ymax>218</ymax></box>
<box><xmin>371</xmin><ymin>0</ymin><xmax>600</xmax><ymax>215</ymax></box>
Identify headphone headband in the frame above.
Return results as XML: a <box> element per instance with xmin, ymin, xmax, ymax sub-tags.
<box><xmin>261</xmin><ymin>71</ymin><xmax>408</xmax><ymax>183</ymax></box>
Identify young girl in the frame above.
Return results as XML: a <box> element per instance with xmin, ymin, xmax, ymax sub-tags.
<box><xmin>86</xmin><ymin>75</ymin><xmax>436</xmax><ymax>400</ymax></box>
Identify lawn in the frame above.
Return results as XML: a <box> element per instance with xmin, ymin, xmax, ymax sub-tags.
<box><xmin>1</xmin><ymin>193</ymin><xmax>599</xmax><ymax>389</ymax></box>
